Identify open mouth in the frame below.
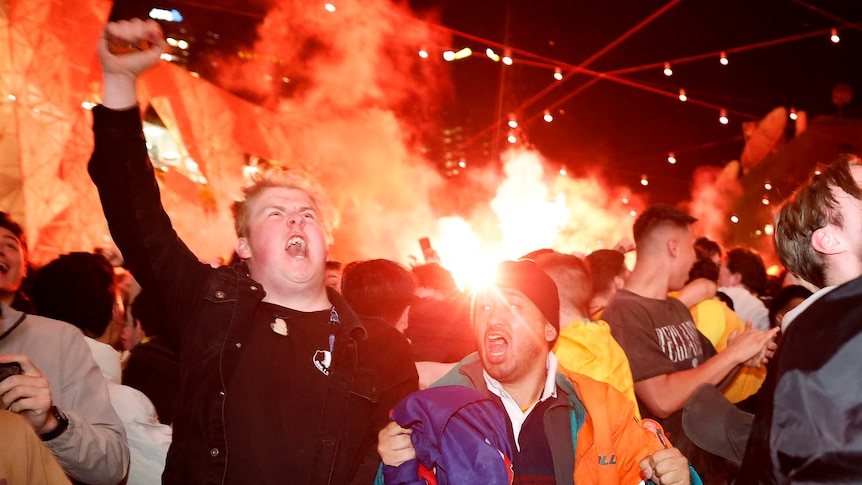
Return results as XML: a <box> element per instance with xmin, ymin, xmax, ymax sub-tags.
<box><xmin>485</xmin><ymin>332</ymin><xmax>509</xmax><ymax>359</ymax></box>
<box><xmin>0</xmin><ymin>262</ymin><xmax>8</xmax><ymax>274</ymax></box>
<box><xmin>285</xmin><ymin>236</ymin><xmax>308</xmax><ymax>257</ymax></box>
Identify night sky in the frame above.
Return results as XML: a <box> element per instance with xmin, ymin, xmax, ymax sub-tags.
<box><xmin>112</xmin><ymin>0</ymin><xmax>862</xmax><ymax>207</ymax></box>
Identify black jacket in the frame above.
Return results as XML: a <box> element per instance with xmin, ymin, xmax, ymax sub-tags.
<box><xmin>89</xmin><ymin>105</ymin><xmax>417</xmax><ymax>484</ymax></box>
<box><xmin>738</xmin><ymin>274</ymin><xmax>862</xmax><ymax>483</ymax></box>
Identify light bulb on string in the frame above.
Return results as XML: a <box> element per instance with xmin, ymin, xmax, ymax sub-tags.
<box><xmin>543</xmin><ymin>110</ymin><xmax>553</xmax><ymax>122</ymax></box>
<box><xmin>762</xmin><ymin>195</ymin><xmax>770</xmax><ymax>206</ymax></box>
<box><xmin>678</xmin><ymin>89</ymin><xmax>687</xmax><ymax>102</ymax></box>
<box><xmin>640</xmin><ymin>174</ymin><xmax>649</xmax><ymax>186</ymax></box>
<box><xmin>719</xmin><ymin>109</ymin><xmax>729</xmax><ymax>125</ymax></box>
<box><xmin>764</xmin><ymin>181</ymin><xmax>772</xmax><ymax>190</ymax></box>
<box><xmin>789</xmin><ymin>107</ymin><xmax>797</xmax><ymax>120</ymax></box>
<box><xmin>452</xmin><ymin>47</ymin><xmax>472</xmax><ymax>60</ymax></box>
<box><xmin>663</xmin><ymin>62</ymin><xmax>673</xmax><ymax>77</ymax></box>
<box><xmin>719</xmin><ymin>51</ymin><xmax>728</xmax><ymax>65</ymax></box>
<box><xmin>730</xmin><ymin>215</ymin><xmax>739</xmax><ymax>223</ymax></box>
<box><xmin>502</xmin><ymin>48</ymin><xmax>513</xmax><ymax>65</ymax></box>
<box><xmin>485</xmin><ymin>48</ymin><xmax>500</xmax><ymax>62</ymax></box>
<box><xmin>418</xmin><ymin>49</ymin><xmax>428</xmax><ymax>59</ymax></box>
<box><xmin>831</xmin><ymin>28</ymin><xmax>840</xmax><ymax>43</ymax></box>
<box><xmin>559</xmin><ymin>166</ymin><xmax>567</xmax><ymax>176</ymax></box>
<box><xmin>507</xmin><ymin>133</ymin><xmax>517</xmax><ymax>144</ymax></box>
<box><xmin>554</xmin><ymin>67</ymin><xmax>563</xmax><ymax>81</ymax></box>
<box><xmin>442</xmin><ymin>50</ymin><xmax>455</xmax><ymax>61</ymax></box>
<box><xmin>324</xmin><ymin>3</ymin><xmax>336</xmax><ymax>12</ymax></box>
<box><xmin>507</xmin><ymin>115</ymin><xmax>518</xmax><ymax>129</ymax></box>
<box><xmin>667</xmin><ymin>152</ymin><xmax>676</xmax><ymax>164</ymax></box>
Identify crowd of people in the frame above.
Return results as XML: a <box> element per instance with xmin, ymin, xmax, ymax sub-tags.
<box><xmin>1</xmin><ymin>17</ymin><xmax>861</xmax><ymax>485</ymax></box>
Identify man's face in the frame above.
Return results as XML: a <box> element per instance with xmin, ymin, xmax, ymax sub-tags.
<box><xmin>472</xmin><ymin>286</ymin><xmax>556</xmax><ymax>386</ymax></box>
<box><xmin>0</xmin><ymin>227</ymin><xmax>25</xmax><ymax>295</ymax></box>
<box><xmin>829</xmin><ymin>165</ymin><xmax>862</xmax><ymax>262</ymax></box>
<box><xmin>670</xmin><ymin>225</ymin><xmax>697</xmax><ymax>290</ymax></box>
<box><xmin>236</xmin><ymin>187</ymin><xmax>328</xmax><ymax>291</ymax></box>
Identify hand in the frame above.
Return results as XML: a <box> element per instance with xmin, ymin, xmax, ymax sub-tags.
<box><xmin>640</xmin><ymin>447</ymin><xmax>690</xmax><ymax>485</ymax></box>
<box><xmin>726</xmin><ymin>323</ymin><xmax>780</xmax><ymax>368</ymax></box>
<box><xmin>377</xmin><ymin>421</ymin><xmax>415</xmax><ymax>467</ymax></box>
<box><xmin>98</xmin><ymin>18</ymin><xmax>169</xmax><ymax>109</ymax></box>
<box><xmin>0</xmin><ymin>354</ymin><xmax>57</xmax><ymax>434</ymax></box>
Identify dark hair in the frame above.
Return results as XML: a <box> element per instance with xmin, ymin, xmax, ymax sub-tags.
<box><xmin>724</xmin><ymin>247</ymin><xmax>768</xmax><ymax>296</ymax></box>
<box><xmin>325</xmin><ymin>260</ymin><xmax>342</xmax><ymax>271</ymax></box>
<box><xmin>694</xmin><ymin>237</ymin><xmax>722</xmax><ymax>262</ymax></box>
<box><xmin>411</xmin><ymin>263</ymin><xmax>458</xmax><ymax>295</ymax></box>
<box><xmin>585</xmin><ymin>249</ymin><xmax>626</xmax><ymax>296</ymax></box>
<box><xmin>532</xmin><ymin>251</ymin><xmax>592</xmax><ymax>318</ymax></box>
<box><xmin>0</xmin><ymin>211</ymin><xmax>26</xmax><ymax>251</ymax></box>
<box><xmin>31</xmin><ymin>252</ymin><xmax>116</xmax><ymax>339</ymax></box>
<box><xmin>341</xmin><ymin>259</ymin><xmax>416</xmax><ymax>326</ymax></box>
<box><xmin>768</xmin><ymin>285</ymin><xmax>813</xmax><ymax>328</ymax></box>
<box><xmin>131</xmin><ymin>289</ymin><xmax>169</xmax><ymax>338</ymax></box>
<box><xmin>688</xmin><ymin>259</ymin><xmax>720</xmax><ymax>283</ymax></box>
<box><xmin>632</xmin><ymin>204</ymin><xmax>697</xmax><ymax>247</ymax></box>
<box><xmin>774</xmin><ymin>155</ymin><xmax>862</xmax><ymax>288</ymax></box>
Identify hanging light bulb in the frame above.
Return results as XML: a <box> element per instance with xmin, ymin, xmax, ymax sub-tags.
<box><xmin>663</xmin><ymin>62</ymin><xmax>673</xmax><ymax>76</ymax></box>
<box><xmin>442</xmin><ymin>50</ymin><xmax>455</xmax><ymax>61</ymax></box>
<box><xmin>559</xmin><ymin>166</ymin><xmax>567</xmax><ymax>176</ymax></box>
<box><xmin>485</xmin><ymin>47</ymin><xmax>500</xmax><ymax>62</ymax></box>
<box><xmin>764</xmin><ymin>181</ymin><xmax>772</xmax><ymax>190</ymax></box>
<box><xmin>762</xmin><ymin>195</ymin><xmax>770</xmax><ymax>206</ymax></box>
<box><xmin>678</xmin><ymin>89</ymin><xmax>687</xmax><ymax>102</ymax></box>
<box><xmin>640</xmin><ymin>174</ymin><xmax>649</xmax><ymax>186</ymax></box>
<box><xmin>553</xmin><ymin>67</ymin><xmax>563</xmax><ymax>81</ymax></box>
<box><xmin>452</xmin><ymin>47</ymin><xmax>472</xmax><ymax>60</ymax></box>
<box><xmin>730</xmin><ymin>215</ymin><xmax>739</xmax><ymax>223</ymax></box>
<box><xmin>719</xmin><ymin>51</ymin><xmax>728</xmax><ymax>65</ymax></box>
<box><xmin>667</xmin><ymin>152</ymin><xmax>676</xmax><ymax>164</ymax></box>
<box><xmin>543</xmin><ymin>110</ymin><xmax>553</xmax><ymax>122</ymax></box>
<box><xmin>507</xmin><ymin>133</ymin><xmax>517</xmax><ymax>144</ymax></box>
<box><xmin>789</xmin><ymin>107</ymin><xmax>798</xmax><ymax>120</ymax></box>
<box><xmin>719</xmin><ymin>109</ymin><xmax>729</xmax><ymax>125</ymax></box>
<box><xmin>507</xmin><ymin>117</ymin><xmax>518</xmax><ymax>129</ymax></box>
<box><xmin>418</xmin><ymin>49</ymin><xmax>429</xmax><ymax>59</ymax></box>
<box><xmin>324</xmin><ymin>3</ymin><xmax>336</xmax><ymax>12</ymax></box>
<box><xmin>502</xmin><ymin>48</ymin><xmax>513</xmax><ymax>65</ymax></box>
<box><xmin>831</xmin><ymin>28</ymin><xmax>840</xmax><ymax>43</ymax></box>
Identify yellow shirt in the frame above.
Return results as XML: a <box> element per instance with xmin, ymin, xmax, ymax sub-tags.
<box><xmin>554</xmin><ymin>319</ymin><xmax>641</xmax><ymax>419</ymax></box>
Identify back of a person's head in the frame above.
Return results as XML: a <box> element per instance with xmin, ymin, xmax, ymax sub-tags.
<box><xmin>411</xmin><ymin>263</ymin><xmax>458</xmax><ymax>296</ymax></box>
<box><xmin>632</xmin><ymin>204</ymin><xmax>697</xmax><ymax>250</ymax></box>
<box><xmin>230</xmin><ymin>166</ymin><xmax>337</xmax><ymax>244</ymax></box>
<box><xmin>131</xmin><ymin>289</ymin><xmax>170</xmax><ymax>338</ymax></box>
<box><xmin>532</xmin><ymin>251</ymin><xmax>592</xmax><ymax>318</ymax></box>
<box><xmin>725</xmin><ymin>247</ymin><xmax>768</xmax><ymax>295</ymax></box>
<box><xmin>687</xmin><ymin>258</ymin><xmax>720</xmax><ymax>283</ymax></box>
<box><xmin>694</xmin><ymin>237</ymin><xmax>722</xmax><ymax>262</ymax></box>
<box><xmin>774</xmin><ymin>155</ymin><xmax>861</xmax><ymax>289</ymax></box>
<box><xmin>585</xmin><ymin>249</ymin><xmax>626</xmax><ymax>296</ymax></box>
<box><xmin>341</xmin><ymin>259</ymin><xmax>416</xmax><ymax>326</ymax></box>
<box><xmin>31</xmin><ymin>252</ymin><xmax>116</xmax><ymax>339</ymax></box>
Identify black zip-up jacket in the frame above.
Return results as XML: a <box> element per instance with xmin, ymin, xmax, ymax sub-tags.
<box><xmin>89</xmin><ymin>105</ymin><xmax>417</xmax><ymax>484</ymax></box>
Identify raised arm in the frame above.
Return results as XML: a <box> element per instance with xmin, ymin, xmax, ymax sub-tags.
<box><xmin>98</xmin><ymin>19</ymin><xmax>168</xmax><ymax>109</ymax></box>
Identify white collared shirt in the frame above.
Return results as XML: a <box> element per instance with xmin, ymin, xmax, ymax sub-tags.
<box><xmin>483</xmin><ymin>352</ymin><xmax>559</xmax><ymax>451</ymax></box>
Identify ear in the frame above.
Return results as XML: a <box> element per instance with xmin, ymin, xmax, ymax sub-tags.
<box><xmin>235</xmin><ymin>237</ymin><xmax>252</xmax><ymax>260</ymax></box>
<box><xmin>544</xmin><ymin>321</ymin><xmax>558</xmax><ymax>343</ymax></box>
<box><xmin>811</xmin><ymin>226</ymin><xmax>843</xmax><ymax>255</ymax></box>
<box><xmin>667</xmin><ymin>237</ymin><xmax>679</xmax><ymax>257</ymax></box>
<box><xmin>613</xmin><ymin>275</ymin><xmax>626</xmax><ymax>290</ymax></box>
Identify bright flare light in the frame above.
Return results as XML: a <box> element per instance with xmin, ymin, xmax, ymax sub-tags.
<box><xmin>442</xmin><ymin>51</ymin><xmax>455</xmax><ymax>61</ymax></box>
<box><xmin>324</xmin><ymin>3</ymin><xmax>336</xmax><ymax>12</ymax></box>
<box><xmin>177</xmin><ymin>39</ymin><xmax>189</xmax><ymax>50</ymax></box>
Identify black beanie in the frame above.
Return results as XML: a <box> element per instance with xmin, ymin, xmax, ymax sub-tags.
<box><xmin>493</xmin><ymin>259</ymin><xmax>560</xmax><ymax>333</ymax></box>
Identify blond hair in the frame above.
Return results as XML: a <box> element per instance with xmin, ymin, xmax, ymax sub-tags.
<box><xmin>231</xmin><ymin>167</ymin><xmax>338</xmax><ymax>245</ymax></box>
